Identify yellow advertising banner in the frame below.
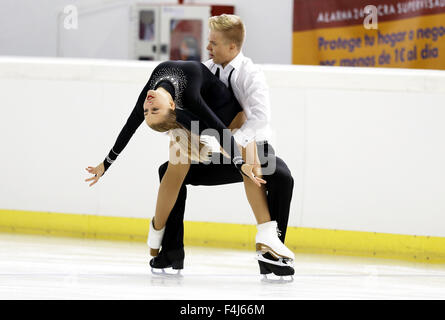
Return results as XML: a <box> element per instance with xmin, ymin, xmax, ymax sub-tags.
<box><xmin>293</xmin><ymin>0</ymin><xmax>445</xmax><ymax>70</ymax></box>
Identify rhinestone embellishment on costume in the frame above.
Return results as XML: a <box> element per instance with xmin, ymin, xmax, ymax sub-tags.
<box><xmin>148</xmin><ymin>66</ymin><xmax>187</xmax><ymax>110</ymax></box>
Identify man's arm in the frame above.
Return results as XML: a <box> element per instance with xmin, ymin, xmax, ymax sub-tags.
<box><xmin>233</xmin><ymin>65</ymin><xmax>271</xmax><ymax>148</ymax></box>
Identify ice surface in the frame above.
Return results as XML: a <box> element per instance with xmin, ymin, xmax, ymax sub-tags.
<box><xmin>0</xmin><ymin>233</ymin><xmax>444</xmax><ymax>299</ymax></box>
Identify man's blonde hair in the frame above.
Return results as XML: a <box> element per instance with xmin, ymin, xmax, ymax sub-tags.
<box><xmin>208</xmin><ymin>14</ymin><xmax>245</xmax><ymax>49</ymax></box>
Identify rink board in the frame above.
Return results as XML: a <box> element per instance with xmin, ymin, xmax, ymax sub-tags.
<box><xmin>1</xmin><ymin>209</ymin><xmax>445</xmax><ymax>264</ymax></box>
<box><xmin>1</xmin><ymin>58</ymin><xmax>445</xmax><ymax>266</ymax></box>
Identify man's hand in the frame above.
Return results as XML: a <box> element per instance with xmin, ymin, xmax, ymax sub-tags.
<box><xmin>85</xmin><ymin>162</ymin><xmax>105</xmax><ymax>187</ymax></box>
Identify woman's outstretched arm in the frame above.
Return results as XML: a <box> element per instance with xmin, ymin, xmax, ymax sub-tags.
<box><xmin>85</xmin><ymin>82</ymin><xmax>149</xmax><ymax>187</ymax></box>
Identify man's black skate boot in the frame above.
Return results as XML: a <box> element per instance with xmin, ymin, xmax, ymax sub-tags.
<box><xmin>149</xmin><ymin>248</ymin><xmax>185</xmax><ymax>271</ymax></box>
<box><xmin>258</xmin><ymin>253</ymin><xmax>295</xmax><ymax>276</ymax></box>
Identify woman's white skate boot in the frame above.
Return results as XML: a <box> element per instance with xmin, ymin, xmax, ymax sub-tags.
<box><xmin>147</xmin><ymin>218</ymin><xmax>165</xmax><ymax>257</ymax></box>
<box><xmin>147</xmin><ymin>218</ymin><xmax>183</xmax><ymax>276</ymax></box>
<box><xmin>255</xmin><ymin>221</ymin><xmax>295</xmax><ymax>268</ymax></box>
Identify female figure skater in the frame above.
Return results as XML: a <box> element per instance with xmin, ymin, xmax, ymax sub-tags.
<box><xmin>85</xmin><ymin>60</ymin><xmax>294</xmax><ymax>275</ymax></box>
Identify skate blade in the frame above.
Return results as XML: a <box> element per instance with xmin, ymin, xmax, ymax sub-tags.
<box><xmin>256</xmin><ymin>243</ymin><xmax>293</xmax><ymax>260</ymax></box>
<box><xmin>255</xmin><ymin>253</ymin><xmax>294</xmax><ymax>268</ymax></box>
<box><xmin>151</xmin><ymin>267</ymin><xmax>183</xmax><ymax>278</ymax></box>
<box><xmin>261</xmin><ymin>274</ymin><xmax>294</xmax><ymax>284</ymax></box>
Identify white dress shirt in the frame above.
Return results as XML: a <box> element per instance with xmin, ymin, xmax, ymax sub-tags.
<box><xmin>203</xmin><ymin>52</ymin><xmax>271</xmax><ymax>147</ymax></box>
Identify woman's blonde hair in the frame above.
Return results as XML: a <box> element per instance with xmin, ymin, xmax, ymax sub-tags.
<box><xmin>147</xmin><ymin>109</ymin><xmax>211</xmax><ymax>163</ymax></box>
<box><xmin>208</xmin><ymin>14</ymin><xmax>245</xmax><ymax>49</ymax></box>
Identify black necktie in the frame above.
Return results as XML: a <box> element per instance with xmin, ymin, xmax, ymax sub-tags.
<box><xmin>228</xmin><ymin>68</ymin><xmax>235</xmax><ymax>92</ymax></box>
<box><xmin>215</xmin><ymin>67</ymin><xmax>220</xmax><ymax>79</ymax></box>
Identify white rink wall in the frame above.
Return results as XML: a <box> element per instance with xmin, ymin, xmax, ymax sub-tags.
<box><xmin>0</xmin><ymin>57</ymin><xmax>445</xmax><ymax>237</ymax></box>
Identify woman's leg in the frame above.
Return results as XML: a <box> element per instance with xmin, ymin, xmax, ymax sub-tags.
<box><xmin>264</xmin><ymin>156</ymin><xmax>294</xmax><ymax>242</ymax></box>
<box><xmin>241</xmin><ymin>175</ymin><xmax>271</xmax><ymax>224</ymax></box>
<box><xmin>152</xmin><ymin>161</ymin><xmax>190</xmax><ymax>231</ymax></box>
<box><xmin>240</xmin><ymin>141</ymin><xmax>272</xmax><ymax>224</ymax></box>
<box><xmin>257</xmin><ymin>142</ymin><xmax>294</xmax><ymax>242</ymax></box>
<box><xmin>157</xmin><ymin>161</ymin><xmax>188</xmax><ymax>251</ymax></box>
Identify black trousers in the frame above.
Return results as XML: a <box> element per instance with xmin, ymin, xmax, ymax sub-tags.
<box><xmin>158</xmin><ymin>142</ymin><xmax>294</xmax><ymax>251</ymax></box>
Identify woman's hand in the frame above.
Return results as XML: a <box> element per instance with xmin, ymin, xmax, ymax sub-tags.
<box><xmin>85</xmin><ymin>163</ymin><xmax>105</xmax><ymax>187</ymax></box>
<box><xmin>241</xmin><ymin>163</ymin><xmax>266</xmax><ymax>188</ymax></box>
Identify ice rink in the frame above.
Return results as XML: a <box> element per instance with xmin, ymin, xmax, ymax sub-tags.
<box><xmin>1</xmin><ymin>233</ymin><xmax>445</xmax><ymax>300</ymax></box>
